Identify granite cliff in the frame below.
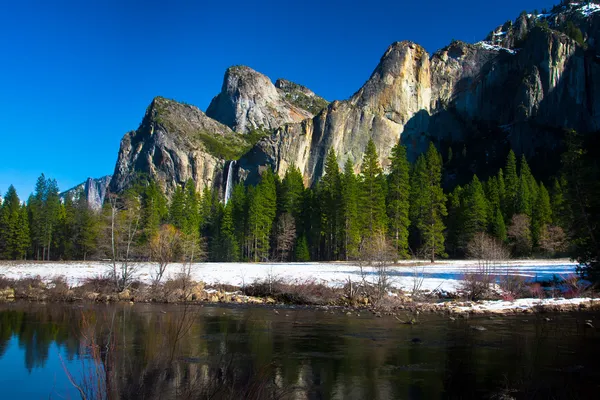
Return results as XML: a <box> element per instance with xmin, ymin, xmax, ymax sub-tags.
<box><xmin>107</xmin><ymin>0</ymin><xmax>600</xmax><ymax>197</ymax></box>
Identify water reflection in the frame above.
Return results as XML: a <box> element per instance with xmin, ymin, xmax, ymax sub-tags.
<box><xmin>0</xmin><ymin>303</ymin><xmax>598</xmax><ymax>399</ymax></box>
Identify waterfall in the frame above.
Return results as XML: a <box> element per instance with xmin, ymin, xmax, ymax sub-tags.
<box><xmin>224</xmin><ymin>160</ymin><xmax>236</xmax><ymax>205</ymax></box>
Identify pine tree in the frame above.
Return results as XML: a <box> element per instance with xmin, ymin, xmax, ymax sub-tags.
<box><xmin>43</xmin><ymin>178</ymin><xmax>61</xmax><ymax>260</ymax></box>
<box><xmin>359</xmin><ymin>139</ymin><xmax>387</xmax><ymax>240</ymax></box>
<box><xmin>532</xmin><ymin>182</ymin><xmax>552</xmax><ymax>248</ymax></box>
<box><xmin>386</xmin><ymin>140</ymin><xmax>411</xmax><ymax>258</ymax></box>
<box><xmin>412</xmin><ymin>143</ymin><xmax>447</xmax><ymax>262</ymax></box>
<box><xmin>229</xmin><ymin>182</ymin><xmax>247</xmax><ymax>259</ymax></box>
<box><xmin>247</xmin><ymin>169</ymin><xmax>277</xmax><ymax>261</ymax></box>
<box><xmin>340</xmin><ymin>160</ymin><xmax>360</xmax><ymax>260</ymax></box>
<box><xmin>219</xmin><ymin>202</ymin><xmax>239</xmax><ymax>261</ymax></box>
<box><xmin>141</xmin><ymin>180</ymin><xmax>168</xmax><ymax>243</ymax></box>
<box><xmin>504</xmin><ymin>150</ymin><xmax>519</xmax><ymax>218</ymax></box>
<box><xmin>491</xmin><ymin>207</ymin><xmax>507</xmax><ymax>242</ymax></box>
<box><xmin>29</xmin><ymin>174</ymin><xmax>47</xmax><ymax>259</ymax></box>
<box><xmin>497</xmin><ymin>168</ymin><xmax>506</xmax><ymax>207</ymax></box>
<box><xmin>319</xmin><ymin>148</ymin><xmax>342</xmax><ymax>260</ymax></box>
<box><xmin>169</xmin><ymin>186</ymin><xmax>186</xmax><ymax>231</ymax></box>
<box><xmin>0</xmin><ymin>186</ymin><xmax>21</xmax><ymax>259</ymax></box>
<box><xmin>445</xmin><ymin>185</ymin><xmax>464</xmax><ymax>257</ymax></box>
<box><xmin>517</xmin><ymin>173</ymin><xmax>532</xmax><ymax>216</ymax></box>
<box><xmin>463</xmin><ymin>175</ymin><xmax>488</xmax><ymax>242</ymax></box>
<box><xmin>14</xmin><ymin>205</ymin><xmax>30</xmax><ymax>259</ymax></box>
<box><xmin>517</xmin><ymin>155</ymin><xmax>538</xmax><ymax>217</ymax></box>
<box><xmin>72</xmin><ymin>189</ymin><xmax>100</xmax><ymax>260</ymax></box>
<box><xmin>409</xmin><ymin>155</ymin><xmax>428</xmax><ymax>252</ymax></box>
<box><xmin>183</xmin><ymin>179</ymin><xmax>200</xmax><ymax>236</ymax></box>
<box><xmin>280</xmin><ymin>166</ymin><xmax>304</xmax><ymax>216</ymax></box>
<box><xmin>295</xmin><ymin>235</ymin><xmax>310</xmax><ymax>262</ymax></box>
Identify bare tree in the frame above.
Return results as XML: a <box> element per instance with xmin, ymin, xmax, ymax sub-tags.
<box><xmin>508</xmin><ymin>214</ymin><xmax>532</xmax><ymax>256</ymax></box>
<box><xmin>274</xmin><ymin>213</ymin><xmax>296</xmax><ymax>261</ymax></box>
<box><xmin>462</xmin><ymin>232</ymin><xmax>510</xmax><ymax>300</ymax></box>
<box><xmin>178</xmin><ymin>232</ymin><xmax>205</xmax><ymax>298</ymax></box>
<box><xmin>358</xmin><ymin>231</ymin><xmax>396</xmax><ymax>302</ymax></box>
<box><xmin>539</xmin><ymin>225</ymin><xmax>567</xmax><ymax>255</ymax></box>
<box><xmin>105</xmin><ymin>192</ymin><xmax>141</xmax><ymax>292</ymax></box>
<box><xmin>149</xmin><ymin>224</ymin><xmax>182</xmax><ymax>286</ymax></box>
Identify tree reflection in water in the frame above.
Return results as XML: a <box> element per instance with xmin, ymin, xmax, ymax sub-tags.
<box><xmin>0</xmin><ymin>303</ymin><xmax>599</xmax><ymax>399</ymax></box>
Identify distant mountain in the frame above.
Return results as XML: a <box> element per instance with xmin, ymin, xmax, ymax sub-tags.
<box><xmin>108</xmin><ymin>0</ymin><xmax>600</xmax><ymax>195</ymax></box>
<box><xmin>60</xmin><ymin>175</ymin><xmax>111</xmax><ymax>210</ymax></box>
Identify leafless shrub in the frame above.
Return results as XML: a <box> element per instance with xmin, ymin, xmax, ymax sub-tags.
<box><xmin>539</xmin><ymin>225</ymin><xmax>567</xmax><ymax>255</ymax></box>
<box><xmin>357</xmin><ymin>232</ymin><xmax>396</xmax><ymax>303</ymax></box>
<box><xmin>82</xmin><ymin>274</ymin><xmax>114</xmax><ymax>294</ymax></box>
<box><xmin>508</xmin><ymin>214</ymin><xmax>532</xmax><ymax>256</ymax></box>
<box><xmin>461</xmin><ymin>232</ymin><xmax>510</xmax><ymax>300</ymax></box>
<box><xmin>149</xmin><ymin>224</ymin><xmax>182</xmax><ymax>286</ymax></box>
<box><xmin>498</xmin><ymin>274</ymin><xmax>529</xmax><ymax>299</ymax></box>
<box><xmin>410</xmin><ymin>265</ymin><xmax>426</xmax><ymax>299</ymax></box>
<box><xmin>562</xmin><ymin>274</ymin><xmax>591</xmax><ymax>298</ymax></box>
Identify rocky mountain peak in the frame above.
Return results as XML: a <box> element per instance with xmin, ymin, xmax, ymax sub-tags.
<box><xmin>110</xmin><ymin>96</ymin><xmax>250</xmax><ymax>197</ymax></box>
<box><xmin>206</xmin><ymin>65</ymin><xmax>323</xmax><ymax>134</ymax></box>
<box><xmin>350</xmin><ymin>40</ymin><xmax>431</xmax><ymax>125</ymax></box>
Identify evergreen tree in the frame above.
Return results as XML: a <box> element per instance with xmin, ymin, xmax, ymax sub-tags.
<box><xmin>141</xmin><ymin>181</ymin><xmax>168</xmax><ymax>242</ymax></box>
<box><xmin>491</xmin><ymin>207</ymin><xmax>507</xmax><ymax>242</ymax></box>
<box><xmin>295</xmin><ymin>235</ymin><xmax>310</xmax><ymax>262</ymax></box>
<box><xmin>42</xmin><ymin>178</ymin><xmax>61</xmax><ymax>260</ymax></box>
<box><xmin>0</xmin><ymin>186</ymin><xmax>22</xmax><ymax>259</ymax></box>
<box><xmin>340</xmin><ymin>160</ymin><xmax>360</xmax><ymax>260</ymax></box>
<box><xmin>386</xmin><ymin>141</ymin><xmax>411</xmax><ymax>258</ymax></box>
<box><xmin>497</xmin><ymin>168</ymin><xmax>506</xmax><ymax>208</ymax></box>
<box><xmin>247</xmin><ymin>169</ymin><xmax>277</xmax><ymax>261</ymax></box>
<box><xmin>504</xmin><ymin>150</ymin><xmax>519</xmax><ymax>218</ymax></box>
<box><xmin>319</xmin><ymin>148</ymin><xmax>342</xmax><ymax>260</ymax></box>
<box><xmin>411</xmin><ymin>143</ymin><xmax>447</xmax><ymax>261</ymax></box>
<box><xmin>72</xmin><ymin>189</ymin><xmax>100</xmax><ymax>260</ymax></box>
<box><xmin>183</xmin><ymin>179</ymin><xmax>200</xmax><ymax>236</ymax></box>
<box><xmin>228</xmin><ymin>183</ymin><xmax>247</xmax><ymax>259</ymax></box>
<box><xmin>169</xmin><ymin>186</ymin><xmax>186</xmax><ymax>231</ymax></box>
<box><xmin>28</xmin><ymin>174</ymin><xmax>47</xmax><ymax>259</ymax></box>
<box><xmin>14</xmin><ymin>205</ymin><xmax>30</xmax><ymax>259</ymax></box>
<box><xmin>359</xmin><ymin>139</ymin><xmax>387</xmax><ymax>240</ymax></box>
<box><xmin>517</xmin><ymin>155</ymin><xmax>538</xmax><ymax>217</ymax></box>
<box><xmin>200</xmin><ymin>187</ymin><xmax>221</xmax><ymax>259</ymax></box>
<box><xmin>219</xmin><ymin>202</ymin><xmax>239</xmax><ymax>261</ymax></box>
<box><xmin>445</xmin><ymin>185</ymin><xmax>464</xmax><ymax>257</ymax></box>
<box><xmin>280</xmin><ymin>166</ymin><xmax>305</xmax><ymax>217</ymax></box>
<box><xmin>463</xmin><ymin>175</ymin><xmax>489</xmax><ymax>242</ymax></box>
<box><xmin>532</xmin><ymin>182</ymin><xmax>552</xmax><ymax>248</ymax></box>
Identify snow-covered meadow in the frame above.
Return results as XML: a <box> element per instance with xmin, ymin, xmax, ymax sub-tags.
<box><xmin>0</xmin><ymin>259</ymin><xmax>579</xmax><ymax>293</ymax></box>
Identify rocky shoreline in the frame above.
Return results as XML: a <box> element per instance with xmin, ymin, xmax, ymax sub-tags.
<box><xmin>0</xmin><ymin>276</ymin><xmax>598</xmax><ymax>316</ymax></box>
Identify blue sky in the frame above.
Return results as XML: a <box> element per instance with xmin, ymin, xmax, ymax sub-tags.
<box><xmin>0</xmin><ymin>0</ymin><xmax>554</xmax><ymax>198</ymax></box>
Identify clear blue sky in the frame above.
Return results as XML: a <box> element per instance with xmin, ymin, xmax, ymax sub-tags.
<box><xmin>0</xmin><ymin>0</ymin><xmax>554</xmax><ymax>198</ymax></box>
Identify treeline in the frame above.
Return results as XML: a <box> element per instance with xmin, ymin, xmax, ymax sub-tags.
<box><xmin>0</xmin><ymin>132</ymin><xmax>598</xmax><ymax>280</ymax></box>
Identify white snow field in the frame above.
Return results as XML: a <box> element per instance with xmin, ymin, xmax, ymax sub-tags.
<box><xmin>0</xmin><ymin>259</ymin><xmax>579</xmax><ymax>293</ymax></box>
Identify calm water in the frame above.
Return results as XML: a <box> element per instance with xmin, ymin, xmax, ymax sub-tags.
<box><xmin>0</xmin><ymin>303</ymin><xmax>599</xmax><ymax>399</ymax></box>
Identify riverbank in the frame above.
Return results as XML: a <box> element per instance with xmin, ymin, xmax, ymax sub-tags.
<box><xmin>0</xmin><ymin>260</ymin><xmax>597</xmax><ymax>315</ymax></box>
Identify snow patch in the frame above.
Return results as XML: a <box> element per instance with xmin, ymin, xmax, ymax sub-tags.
<box><xmin>580</xmin><ymin>3</ymin><xmax>600</xmax><ymax>16</ymax></box>
<box><xmin>476</xmin><ymin>41</ymin><xmax>517</xmax><ymax>55</ymax></box>
<box><xmin>0</xmin><ymin>259</ymin><xmax>579</xmax><ymax>294</ymax></box>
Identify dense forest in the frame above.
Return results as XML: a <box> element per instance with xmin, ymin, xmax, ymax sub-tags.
<box><xmin>0</xmin><ymin>131</ymin><xmax>598</xmax><ymax>281</ymax></box>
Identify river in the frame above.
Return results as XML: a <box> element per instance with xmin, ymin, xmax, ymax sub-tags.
<box><xmin>0</xmin><ymin>303</ymin><xmax>598</xmax><ymax>399</ymax></box>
